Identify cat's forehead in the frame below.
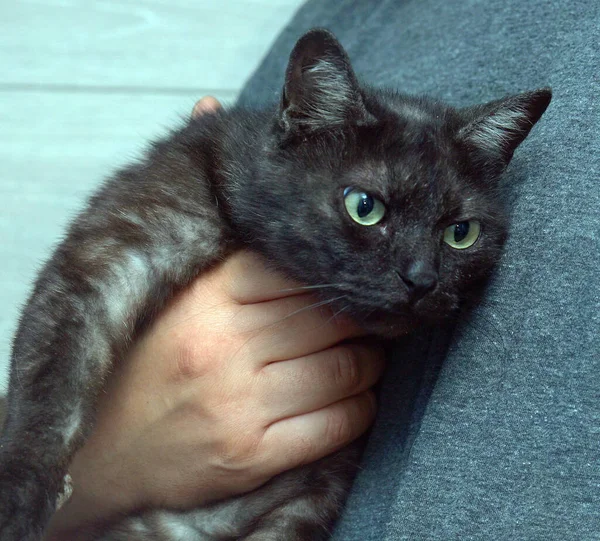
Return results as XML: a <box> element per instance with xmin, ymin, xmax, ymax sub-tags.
<box><xmin>389</xmin><ymin>99</ymin><xmax>439</xmax><ymax>125</ymax></box>
<box><xmin>342</xmin><ymin>155</ymin><xmax>460</xmax><ymax>201</ymax></box>
<box><xmin>342</xmin><ymin>112</ymin><xmax>482</xmax><ymax>220</ymax></box>
<box><xmin>348</xmin><ymin>124</ymin><xmax>462</xmax><ymax>197</ymax></box>
<box><xmin>366</xmin><ymin>90</ymin><xmax>453</xmax><ymax>126</ymax></box>
<box><xmin>340</xmin><ymin>154</ymin><xmax>485</xmax><ymax>226</ymax></box>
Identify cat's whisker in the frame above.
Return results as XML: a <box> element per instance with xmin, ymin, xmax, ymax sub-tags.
<box><xmin>355</xmin><ymin>307</ymin><xmax>376</xmax><ymax>326</ymax></box>
<box><xmin>277</xmin><ymin>295</ymin><xmax>348</xmax><ymax>323</ymax></box>
<box><xmin>233</xmin><ymin>295</ymin><xmax>348</xmax><ymax>349</ymax></box>
<box><xmin>323</xmin><ymin>302</ymin><xmax>351</xmax><ymax>326</ymax></box>
<box><xmin>275</xmin><ymin>283</ymin><xmax>344</xmax><ymax>294</ymax></box>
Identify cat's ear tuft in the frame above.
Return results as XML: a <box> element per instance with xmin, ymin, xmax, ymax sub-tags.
<box><xmin>458</xmin><ymin>88</ymin><xmax>552</xmax><ymax>170</ymax></box>
<box><xmin>278</xmin><ymin>28</ymin><xmax>374</xmax><ymax>136</ymax></box>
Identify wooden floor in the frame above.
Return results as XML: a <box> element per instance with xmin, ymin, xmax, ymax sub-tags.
<box><xmin>0</xmin><ymin>0</ymin><xmax>304</xmax><ymax>391</ymax></box>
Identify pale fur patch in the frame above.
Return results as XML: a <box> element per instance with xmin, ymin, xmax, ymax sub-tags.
<box><xmin>463</xmin><ymin>105</ymin><xmax>529</xmax><ymax>154</ymax></box>
<box><xmin>157</xmin><ymin>515</ymin><xmax>203</xmax><ymax>541</ymax></box>
<box><xmin>399</xmin><ymin>102</ymin><xmax>431</xmax><ymax>123</ymax></box>
<box><xmin>61</xmin><ymin>401</ymin><xmax>82</xmax><ymax>446</ymax></box>
<box><xmin>304</xmin><ymin>58</ymin><xmax>354</xmax><ymax>127</ymax></box>
<box><xmin>97</xmin><ymin>250</ymin><xmax>151</xmax><ymax>332</ymax></box>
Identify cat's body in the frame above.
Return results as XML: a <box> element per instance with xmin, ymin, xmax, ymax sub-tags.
<box><xmin>0</xmin><ymin>30</ymin><xmax>550</xmax><ymax>540</ymax></box>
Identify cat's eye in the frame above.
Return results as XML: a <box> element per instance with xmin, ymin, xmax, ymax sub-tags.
<box><xmin>343</xmin><ymin>187</ymin><xmax>386</xmax><ymax>226</ymax></box>
<box><xmin>443</xmin><ymin>220</ymin><xmax>481</xmax><ymax>249</ymax></box>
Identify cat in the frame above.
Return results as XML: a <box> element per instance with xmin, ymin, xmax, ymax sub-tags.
<box><xmin>0</xmin><ymin>28</ymin><xmax>551</xmax><ymax>540</ymax></box>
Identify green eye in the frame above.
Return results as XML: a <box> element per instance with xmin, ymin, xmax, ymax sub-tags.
<box><xmin>443</xmin><ymin>220</ymin><xmax>481</xmax><ymax>249</ymax></box>
<box><xmin>343</xmin><ymin>187</ymin><xmax>386</xmax><ymax>226</ymax></box>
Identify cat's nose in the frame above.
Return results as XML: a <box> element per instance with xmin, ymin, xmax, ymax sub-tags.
<box><xmin>397</xmin><ymin>261</ymin><xmax>438</xmax><ymax>302</ymax></box>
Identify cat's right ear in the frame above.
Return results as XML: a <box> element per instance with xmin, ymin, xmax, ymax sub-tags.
<box><xmin>277</xmin><ymin>29</ymin><xmax>374</xmax><ymax>138</ymax></box>
<box><xmin>457</xmin><ymin>88</ymin><xmax>552</xmax><ymax>173</ymax></box>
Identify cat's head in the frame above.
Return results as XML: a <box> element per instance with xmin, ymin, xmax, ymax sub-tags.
<box><xmin>236</xmin><ymin>29</ymin><xmax>551</xmax><ymax>336</ymax></box>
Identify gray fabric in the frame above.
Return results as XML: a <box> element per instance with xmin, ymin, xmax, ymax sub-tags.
<box><xmin>239</xmin><ymin>1</ymin><xmax>600</xmax><ymax>539</ymax></box>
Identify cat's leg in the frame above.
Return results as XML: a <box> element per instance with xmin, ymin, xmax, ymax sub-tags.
<box><xmin>241</xmin><ymin>499</ymin><xmax>335</xmax><ymax>541</ymax></box>
<box><xmin>240</xmin><ymin>444</ymin><xmax>362</xmax><ymax>541</ymax></box>
<box><xmin>0</xmin><ymin>197</ymin><xmax>225</xmax><ymax>540</ymax></box>
<box><xmin>240</xmin><ymin>495</ymin><xmax>341</xmax><ymax>541</ymax></box>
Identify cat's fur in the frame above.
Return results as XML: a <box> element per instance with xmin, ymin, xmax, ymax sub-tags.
<box><xmin>0</xmin><ymin>29</ymin><xmax>550</xmax><ymax>540</ymax></box>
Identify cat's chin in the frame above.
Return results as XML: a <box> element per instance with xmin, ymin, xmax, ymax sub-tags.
<box><xmin>353</xmin><ymin>302</ymin><xmax>457</xmax><ymax>338</ymax></box>
<box><xmin>356</xmin><ymin>311</ymin><xmax>420</xmax><ymax>338</ymax></box>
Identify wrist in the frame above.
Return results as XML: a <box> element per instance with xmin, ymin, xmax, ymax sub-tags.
<box><xmin>44</xmin><ymin>489</ymin><xmax>111</xmax><ymax>540</ymax></box>
<box><xmin>44</xmin><ymin>443</ymin><xmax>140</xmax><ymax>539</ymax></box>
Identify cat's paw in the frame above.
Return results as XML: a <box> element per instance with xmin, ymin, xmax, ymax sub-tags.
<box><xmin>0</xmin><ymin>460</ymin><xmax>58</xmax><ymax>541</ymax></box>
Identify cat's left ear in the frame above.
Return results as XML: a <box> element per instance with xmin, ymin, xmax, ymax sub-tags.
<box><xmin>457</xmin><ymin>88</ymin><xmax>552</xmax><ymax>171</ymax></box>
<box><xmin>278</xmin><ymin>28</ymin><xmax>375</xmax><ymax>137</ymax></box>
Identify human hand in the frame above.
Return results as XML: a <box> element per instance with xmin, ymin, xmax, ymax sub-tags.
<box><xmin>46</xmin><ymin>97</ymin><xmax>384</xmax><ymax>538</ymax></box>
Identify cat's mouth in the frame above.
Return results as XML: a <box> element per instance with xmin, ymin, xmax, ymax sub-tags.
<box><xmin>328</xmin><ymin>290</ymin><xmax>457</xmax><ymax>338</ymax></box>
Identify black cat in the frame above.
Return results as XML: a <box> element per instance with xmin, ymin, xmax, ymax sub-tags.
<box><xmin>0</xmin><ymin>29</ymin><xmax>551</xmax><ymax>540</ymax></box>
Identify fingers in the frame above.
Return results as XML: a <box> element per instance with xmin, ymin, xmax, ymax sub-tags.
<box><xmin>192</xmin><ymin>96</ymin><xmax>221</xmax><ymax>118</ymax></box>
<box><xmin>260</xmin><ymin>342</ymin><xmax>385</xmax><ymax>419</ymax></box>
<box><xmin>220</xmin><ymin>250</ymin><xmax>307</xmax><ymax>304</ymax></box>
<box><xmin>258</xmin><ymin>391</ymin><xmax>376</xmax><ymax>474</ymax></box>
<box><xmin>235</xmin><ymin>293</ymin><xmax>365</xmax><ymax>364</ymax></box>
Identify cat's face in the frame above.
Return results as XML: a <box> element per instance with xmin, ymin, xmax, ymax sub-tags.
<box><xmin>237</xmin><ymin>30</ymin><xmax>551</xmax><ymax>336</ymax></box>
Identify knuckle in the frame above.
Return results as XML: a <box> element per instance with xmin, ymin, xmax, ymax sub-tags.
<box><xmin>332</xmin><ymin>347</ymin><xmax>362</xmax><ymax>392</ymax></box>
<box><xmin>174</xmin><ymin>334</ymin><xmax>207</xmax><ymax>381</ymax></box>
<box><xmin>331</xmin><ymin>311</ymin><xmax>361</xmax><ymax>336</ymax></box>
<box><xmin>217</xmin><ymin>430</ymin><xmax>262</xmax><ymax>470</ymax></box>
<box><xmin>291</xmin><ymin>434</ymin><xmax>317</xmax><ymax>466</ymax></box>
<box><xmin>324</xmin><ymin>408</ymin><xmax>353</xmax><ymax>447</ymax></box>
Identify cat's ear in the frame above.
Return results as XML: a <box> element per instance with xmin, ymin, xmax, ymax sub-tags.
<box><xmin>278</xmin><ymin>29</ymin><xmax>374</xmax><ymax>136</ymax></box>
<box><xmin>457</xmin><ymin>88</ymin><xmax>552</xmax><ymax>171</ymax></box>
